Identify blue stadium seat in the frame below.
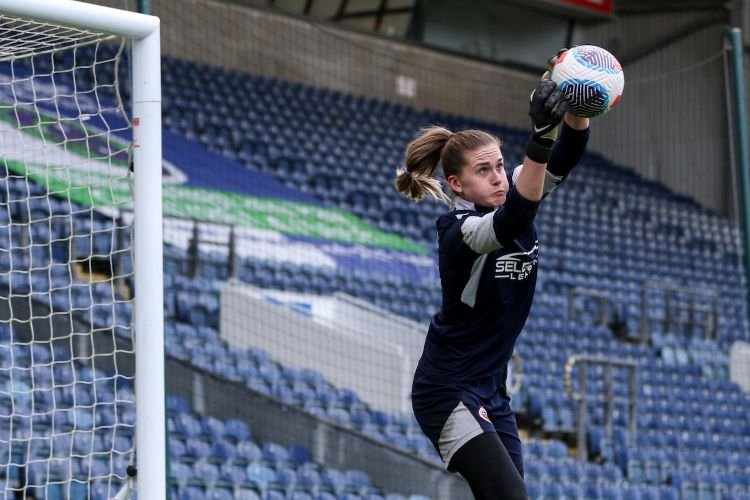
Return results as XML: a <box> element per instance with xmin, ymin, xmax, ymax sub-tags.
<box><xmin>657</xmin><ymin>485</ymin><xmax>680</xmax><ymax>500</ymax></box>
<box><xmin>287</xmin><ymin>444</ymin><xmax>312</xmax><ymax>465</ymax></box>
<box><xmin>193</xmin><ymin>461</ymin><xmax>222</xmax><ymax>489</ymax></box>
<box><xmin>246</xmin><ymin>463</ymin><xmax>279</xmax><ymax>492</ymax></box>
<box><xmin>219</xmin><ymin>463</ymin><xmax>247</xmax><ymax>487</ymax></box>
<box><xmin>276</xmin><ymin>467</ymin><xmax>297</xmax><ymax>490</ymax></box>
<box><xmin>235</xmin><ymin>441</ymin><xmax>263</xmax><ymax>465</ymax></box>
<box><xmin>525</xmin><ymin>480</ymin><xmax>544</xmax><ymax>499</ymax></box>
<box><xmin>206</xmin><ymin>488</ymin><xmax>235</xmax><ymax>500</ymax></box>
<box><xmin>564</xmin><ymin>460</ymin><xmax>585</xmax><ymax>485</ymax></box>
<box><xmin>272</xmin><ymin>384</ymin><xmax>295</xmax><ymax>403</ymax></box>
<box><xmin>261</xmin><ymin>442</ymin><xmax>290</xmax><ymax>467</ymax></box>
<box><xmin>600</xmin><ymin>483</ymin><xmax>623</xmax><ymax>500</ymax></box>
<box><xmin>182</xmin><ymin>437</ymin><xmax>212</xmax><ymax>463</ymax></box>
<box><xmin>177</xmin><ymin>486</ymin><xmax>207</xmax><ymax>500</ymax></box>
<box><xmin>262</xmin><ymin>491</ymin><xmax>286</xmax><ymax>500</ymax></box>
<box><xmin>326</xmin><ymin>408</ymin><xmax>352</xmax><ymax>427</ymax></box>
<box><xmin>320</xmin><ymin>468</ymin><xmax>346</xmax><ymax>495</ymax></box>
<box><xmin>601</xmin><ymin>463</ymin><xmax>624</xmax><ymax>486</ymax></box>
<box><xmin>643</xmin><ymin>449</ymin><xmax>665</xmax><ymax>485</ymax></box>
<box><xmin>543</xmin><ymin>481</ymin><xmax>564</xmax><ymax>499</ymax></box>
<box><xmin>171</xmin><ymin>414</ymin><xmax>203</xmax><ymax>440</ymax></box>
<box><xmin>288</xmin><ymin>492</ymin><xmax>314</xmax><ymax>500</ymax></box>
<box><xmin>583</xmin><ymin>480</ymin><xmax>601</xmax><ymax>499</ymax></box>
<box><xmin>171</xmin><ymin>462</ymin><xmax>193</xmax><ymax>489</ymax></box>
<box><xmin>562</xmin><ymin>483</ymin><xmax>583</xmax><ymax>499</ymax></box>
<box><xmin>524</xmin><ymin>461</ymin><xmax>546</xmax><ymax>483</ymax></box>
<box><xmin>223</xmin><ymin>419</ymin><xmax>252</xmax><ymax>443</ymax></box>
<box><xmin>360</xmin><ymin>423</ymin><xmax>385</xmax><ymax>441</ymax></box>
<box><xmin>620</xmin><ymin>484</ymin><xmax>644</xmax><ymax>500</ymax></box>
<box><xmin>211</xmin><ymin>440</ymin><xmax>238</xmax><ymax>464</ymax></box>
<box><xmin>166</xmin><ymin>395</ymin><xmax>190</xmax><ymax>416</ymax></box>
<box><xmin>296</xmin><ymin>464</ymin><xmax>322</xmax><ymax>492</ymax></box>
<box><xmin>544</xmin><ymin>440</ymin><xmax>568</xmax><ymax>459</ymax></box>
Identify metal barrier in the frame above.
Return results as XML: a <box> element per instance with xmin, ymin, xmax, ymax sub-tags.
<box><xmin>640</xmin><ymin>281</ymin><xmax>719</xmax><ymax>342</ymax></box>
<box><xmin>569</xmin><ymin>287</ymin><xmax>611</xmax><ymax>326</ymax></box>
<box><xmin>186</xmin><ymin>218</ymin><xmax>237</xmax><ymax>279</ymax></box>
<box><xmin>564</xmin><ymin>355</ymin><xmax>638</xmax><ymax>461</ymax></box>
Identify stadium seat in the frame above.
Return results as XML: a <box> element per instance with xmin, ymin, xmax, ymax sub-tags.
<box><xmin>171</xmin><ymin>462</ymin><xmax>193</xmax><ymax>489</ymax></box>
<box><xmin>171</xmin><ymin>413</ymin><xmax>204</xmax><ymax>440</ymax></box>
<box><xmin>288</xmin><ymin>444</ymin><xmax>312</xmax><ymax>465</ymax></box>
<box><xmin>176</xmin><ymin>486</ymin><xmax>207</xmax><ymax>500</ymax></box>
<box><xmin>583</xmin><ymin>480</ymin><xmax>601</xmax><ymax>499</ymax></box>
<box><xmin>261</xmin><ymin>442</ymin><xmax>290</xmax><ymax>467</ymax></box>
<box><xmin>295</xmin><ymin>464</ymin><xmax>322</xmax><ymax>492</ymax></box>
<box><xmin>206</xmin><ymin>488</ymin><xmax>235</xmax><ymax>500</ymax></box>
<box><xmin>313</xmin><ymin>493</ymin><xmax>337</xmax><ymax>500</ymax></box>
<box><xmin>235</xmin><ymin>441</ymin><xmax>263</xmax><ymax>465</ymax></box>
<box><xmin>183</xmin><ymin>438</ymin><xmax>212</xmax><ymax>464</ymax></box>
<box><xmin>288</xmin><ymin>492</ymin><xmax>315</xmax><ymax>500</ymax></box>
<box><xmin>543</xmin><ymin>481</ymin><xmax>564</xmax><ymax>499</ymax></box>
<box><xmin>562</xmin><ymin>483</ymin><xmax>584</xmax><ymax>498</ymax></box>
<box><xmin>326</xmin><ymin>408</ymin><xmax>352</xmax><ymax>427</ymax></box>
<box><xmin>276</xmin><ymin>467</ymin><xmax>298</xmax><ymax>490</ymax></box>
<box><xmin>600</xmin><ymin>483</ymin><xmax>623</xmax><ymax>500</ymax></box>
<box><xmin>524</xmin><ymin>461</ymin><xmax>546</xmax><ymax>483</ymax></box>
<box><xmin>219</xmin><ymin>463</ymin><xmax>247</xmax><ymax>487</ymax></box>
<box><xmin>246</xmin><ymin>463</ymin><xmax>280</xmax><ymax>492</ymax></box>
<box><xmin>235</xmin><ymin>487</ymin><xmax>262</xmax><ymax>500</ymax></box>
<box><xmin>193</xmin><ymin>461</ymin><xmax>222</xmax><ymax>489</ymax></box>
<box><xmin>211</xmin><ymin>440</ymin><xmax>238</xmax><ymax>464</ymax></box>
<box><xmin>320</xmin><ymin>468</ymin><xmax>346</xmax><ymax>495</ymax></box>
<box><xmin>344</xmin><ymin>469</ymin><xmax>373</xmax><ymax>493</ymax></box>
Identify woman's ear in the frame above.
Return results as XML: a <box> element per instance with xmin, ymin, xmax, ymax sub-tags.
<box><xmin>447</xmin><ymin>175</ymin><xmax>462</xmax><ymax>193</ymax></box>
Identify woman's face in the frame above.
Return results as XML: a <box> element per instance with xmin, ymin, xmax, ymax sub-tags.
<box><xmin>448</xmin><ymin>144</ymin><xmax>508</xmax><ymax>208</ymax></box>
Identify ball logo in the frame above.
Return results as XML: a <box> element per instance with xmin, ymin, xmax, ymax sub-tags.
<box><xmin>574</xmin><ymin>46</ymin><xmax>622</xmax><ymax>73</ymax></box>
<box><xmin>478</xmin><ymin>406</ymin><xmax>491</xmax><ymax>423</ymax></box>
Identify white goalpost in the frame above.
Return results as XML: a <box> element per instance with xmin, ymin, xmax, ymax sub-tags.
<box><xmin>0</xmin><ymin>0</ymin><xmax>164</xmax><ymax>498</ymax></box>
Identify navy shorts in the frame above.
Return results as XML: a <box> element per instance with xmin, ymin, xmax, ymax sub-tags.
<box><xmin>411</xmin><ymin>367</ymin><xmax>524</xmax><ymax>476</ymax></box>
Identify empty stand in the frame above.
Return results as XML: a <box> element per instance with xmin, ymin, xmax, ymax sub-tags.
<box><xmin>1</xmin><ymin>46</ymin><xmax>749</xmax><ymax>498</ymax></box>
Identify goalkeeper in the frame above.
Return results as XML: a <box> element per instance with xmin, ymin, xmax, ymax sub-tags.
<box><xmin>394</xmin><ymin>54</ymin><xmax>589</xmax><ymax>500</ymax></box>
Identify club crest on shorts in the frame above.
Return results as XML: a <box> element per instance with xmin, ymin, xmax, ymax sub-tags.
<box><xmin>478</xmin><ymin>406</ymin><xmax>491</xmax><ymax>423</ymax></box>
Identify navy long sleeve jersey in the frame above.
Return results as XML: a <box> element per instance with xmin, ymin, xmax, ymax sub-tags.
<box><xmin>416</xmin><ymin>123</ymin><xmax>590</xmax><ymax>383</ymax></box>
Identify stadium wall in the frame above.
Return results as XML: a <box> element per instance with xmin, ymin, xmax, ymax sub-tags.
<box><xmin>219</xmin><ymin>282</ymin><xmax>422</xmax><ymax>414</ymax></box>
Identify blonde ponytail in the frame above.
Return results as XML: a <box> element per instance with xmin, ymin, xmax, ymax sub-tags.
<box><xmin>394</xmin><ymin>126</ymin><xmax>453</xmax><ymax>204</ymax></box>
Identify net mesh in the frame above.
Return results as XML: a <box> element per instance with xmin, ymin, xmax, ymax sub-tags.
<box><xmin>0</xmin><ymin>16</ymin><xmax>135</xmax><ymax>499</ymax></box>
<box><xmin>4</xmin><ymin>2</ymin><xmax>748</xmax><ymax>500</ymax></box>
<box><xmin>146</xmin><ymin>2</ymin><xmax>748</xmax><ymax>499</ymax></box>
<box><xmin>0</xmin><ymin>16</ymin><xmax>107</xmax><ymax>59</ymax></box>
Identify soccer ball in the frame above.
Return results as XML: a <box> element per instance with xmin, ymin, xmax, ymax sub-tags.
<box><xmin>550</xmin><ymin>45</ymin><xmax>624</xmax><ymax>118</ymax></box>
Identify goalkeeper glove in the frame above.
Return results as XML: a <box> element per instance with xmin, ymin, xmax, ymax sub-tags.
<box><xmin>525</xmin><ymin>78</ymin><xmax>568</xmax><ymax>163</ymax></box>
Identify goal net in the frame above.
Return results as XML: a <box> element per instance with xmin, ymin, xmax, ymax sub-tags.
<box><xmin>0</xmin><ymin>2</ymin><xmax>164</xmax><ymax>498</ymax></box>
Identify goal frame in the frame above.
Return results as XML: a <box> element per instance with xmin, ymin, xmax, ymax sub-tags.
<box><xmin>0</xmin><ymin>0</ymin><xmax>165</xmax><ymax>497</ymax></box>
